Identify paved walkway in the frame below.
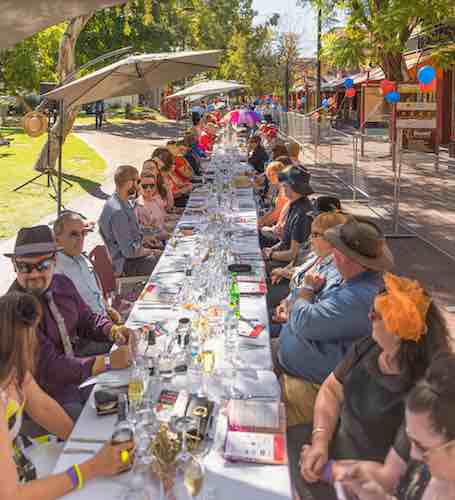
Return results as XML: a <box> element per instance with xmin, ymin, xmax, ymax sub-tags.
<box><xmin>301</xmin><ymin>129</ymin><xmax>455</xmax><ymax>333</ymax></box>
<box><xmin>0</xmin><ymin>120</ymin><xmax>183</xmax><ymax>295</ymax></box>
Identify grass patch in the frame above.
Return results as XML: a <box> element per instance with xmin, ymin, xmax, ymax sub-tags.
<box><xmin>0</xmin><ymin>126</ymin><xmax>107</xmax><ymax>239</ymax></box>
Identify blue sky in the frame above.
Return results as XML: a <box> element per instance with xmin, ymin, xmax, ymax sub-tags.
<box><xmin>251</xmin><ymin>0</ymin><xmax>318</xmax><ymax>56</ymax></box>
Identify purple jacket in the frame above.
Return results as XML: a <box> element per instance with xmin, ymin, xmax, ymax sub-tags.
<box><xmin>10</xmin><ymin>275</ymin><xmax>112</xmax><ymax>405</ymax></box>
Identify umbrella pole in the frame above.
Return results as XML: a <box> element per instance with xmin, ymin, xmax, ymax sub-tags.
<box><xmin>57</xmin><ymin>100</ymin><xmax>64</xmax><ymax>216</ymax></box>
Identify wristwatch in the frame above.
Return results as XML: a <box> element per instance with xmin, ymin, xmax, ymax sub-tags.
<box><xmin>104</xmin><ymin>354</ymin><xmax>111</xmax><ymax>371</ymax></box>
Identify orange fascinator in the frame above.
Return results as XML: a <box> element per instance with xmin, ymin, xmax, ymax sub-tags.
<box><xmin>374</xmin><ymin>273</ymin><xmax>432</xmax><ymax>342</ymax></box>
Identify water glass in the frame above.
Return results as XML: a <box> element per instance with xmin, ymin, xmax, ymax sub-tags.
<box><xmin>158</xmin><ymin>351</ymin><xmax>175</xmax><ymax>383</ymax></box>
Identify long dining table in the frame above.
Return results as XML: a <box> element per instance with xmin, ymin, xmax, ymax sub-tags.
<box><xmin>52</xmin><ymin>165</ymin><xmax>293</xmax><ymax>500</ymax></box>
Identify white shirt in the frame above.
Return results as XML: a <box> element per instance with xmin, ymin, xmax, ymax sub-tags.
<box><xmin>55</xmin><ymin>252</ymin><xmax>106</xmax><ymax>315</ymax></box>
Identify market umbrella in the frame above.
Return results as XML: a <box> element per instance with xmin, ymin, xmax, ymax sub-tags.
<box><xmin>43</xmin><ymin>50</ymin><xmax>222</xmax><ymax>109</ymax></box>
<box><xmin>0</xmin><ymin>0</ymin><xmax>125</xmax><ymax>49</ymax></box>
<box><xmin>165</xmin><ymin>80</ymin><xmax>247</xmax><ymax>99</ymax></box>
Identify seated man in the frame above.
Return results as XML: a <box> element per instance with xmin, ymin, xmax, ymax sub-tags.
<box><xmin>262</xmin><ymin>166</ymin><xmax>313</xmax><ymax>268</ymax></box>
<box><xmin>99</xmin><ymin>165</ymin><xmax>160</xmax><ymax>277</ymax></box>
<box><xmin>6</xmin><ymin>225</ymin><xmax>131</xmax><ymax>420</ymax></box>
<box><xmin>54</xmin><ymin>211</ymin><xmax>110</xmax><ymax>316</ymax></box>
<box><xmin>273</xmin><ymin>219</ymin><xmax>393</xmax><ymax>411</ymax></box>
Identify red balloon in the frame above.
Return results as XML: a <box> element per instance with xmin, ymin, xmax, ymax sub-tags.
<box><xmin>380</xmin><ymin>79</ymin><xmax>395</xmax><ymax>95</ymax></box>
<box><xmin>346</xmin><ymin>88</ymin><xmax>356</xmax><ymax>98</ymax></box>
<box><xmin>419</xmin><ymin>81</ymin><xmax>435</xmax><ymax>93</ymax></box>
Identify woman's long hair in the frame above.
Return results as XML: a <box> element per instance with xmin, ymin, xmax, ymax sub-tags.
<box><xmin>0</xmin><ymin>292</ymin><xmax>41</xmax><ymax>389</ymax></box>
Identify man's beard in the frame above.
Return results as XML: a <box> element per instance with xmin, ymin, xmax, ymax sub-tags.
<box><xmin>23</xmin><ymin>278</ymin><xmax>48</xmax><ymax>296</ymax></box>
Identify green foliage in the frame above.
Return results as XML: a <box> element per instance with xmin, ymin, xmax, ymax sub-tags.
<box><xmin>0</xmin><ymin>25</ymin><xmax>65</xmax><ymax>94</ymax></box>
<box><xmin>298</xmin><ymin>0</ymin><xmax>454</xmax><ymax>80</ymax></box>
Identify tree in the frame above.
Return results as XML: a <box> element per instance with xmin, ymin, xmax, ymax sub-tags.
<box><xmin>0</xmin><ymin>25</ymin><xmax>64</xmax><ymax>108</ymax></box>
<box><xmin>276</xmin><ymin>32</ymin><xmax>300</xmax><ymax>109</ymax></box>
<box><xmin>298</xmin><ymin>0</ymin><xmax>454</xmax><ymax>80</ymax></box>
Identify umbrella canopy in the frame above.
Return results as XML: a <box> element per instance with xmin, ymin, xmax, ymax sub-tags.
<box><xmin>43</xmin><ymin>50</ymin><xmax>222</xmax><ymax>108</ymax></box>
<box><xmin>0</xmin><ymin>0</ymin><xmax>125</xmax><ymax>49</ymax></box>
<box><xmin>166</xmin><ymin>80</ymin><xmax>247</xmax><ymax>99</ymax></box>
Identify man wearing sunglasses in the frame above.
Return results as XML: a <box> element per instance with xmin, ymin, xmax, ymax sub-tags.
<box><xmin>99</xmin><ymin>164</ymin><xmax>161</xmax><ymax>277</ymax></box>
<box><xmin>6</xmin><ymin>225</ymin><xmax>131</xmax><ymax>422</ymax></box>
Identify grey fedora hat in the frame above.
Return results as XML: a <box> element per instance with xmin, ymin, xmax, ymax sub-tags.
<box><xmin>278</xmin><ymin>166</ymin><xmax>314</xmax><ymax>196</ymax></box>
<box><xmin>4</xmin><ymin>225</ymin><xmax>59</xmax><ymax>258</ymax></box>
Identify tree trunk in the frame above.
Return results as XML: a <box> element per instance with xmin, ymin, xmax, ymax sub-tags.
<box><xmin>34</xmin><ymin>14</ymin><xmax>92</xmax><ymax>172</ymax></box>
<box><xmin>382</xmin><ymin>52</ymin><xmax>410</xmax><ymax>82</ymax></box>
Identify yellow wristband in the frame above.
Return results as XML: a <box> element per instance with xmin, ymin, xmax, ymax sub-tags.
<box><xmin>120</xmin><ymin>450</ymin><xmax>130</xmax><ymax>463</ymax></box>
<box><xmin>73</xmin><ymin>464</ymin><xmax>84</xmax><ymax>490</ymax></box>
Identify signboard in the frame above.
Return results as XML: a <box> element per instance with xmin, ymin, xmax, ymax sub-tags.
<box><xmin>396</xmin><ymin>82</ymin><xmax>437</xmax><ymax>152</ymax></box>
<box><xmin>363</xmin><ymin>84</ymin><xmax>389</xmax><ymax>124</ymax></box>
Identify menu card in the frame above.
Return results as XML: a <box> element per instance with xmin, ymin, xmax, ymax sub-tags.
<box><xmin>223</xmin><ymin>400</ymin><xmax>287</xmax><ymax>464</ymax></box>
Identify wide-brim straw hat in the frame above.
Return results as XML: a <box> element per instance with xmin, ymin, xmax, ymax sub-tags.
<box><xmin>324</xmin><ymin>218</ymin><xmax>394</xmax><ymax>272</ymax></box>
<box><xmin>23</xmin><ymin>111</ymin><xmax>48</xmax><ymax>138</ymax></box>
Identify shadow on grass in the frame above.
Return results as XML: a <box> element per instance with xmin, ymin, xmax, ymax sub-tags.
<box><xmin>61</xmin><ymin>173</ymin><xmax>110</xmax><ymax>200</ymax></box>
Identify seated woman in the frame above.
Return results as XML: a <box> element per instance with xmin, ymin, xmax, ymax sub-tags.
<box><xmin>166</xmin><ymin>141</ymin><xmax>193</xmax><ymax>208</ymax></box>
<box><xmin>269</xmin><ymin>211</ymin><xmax>348</xmax><ymax>314</ymax></box>
<box><xmin>151</xmin><ymin>148</ymin><xmax>184</xmax><ymax>213</ymax></box>
<box><xmin>0</xmin><ymin>292</ymin><xmax>134</xmax><ymax>497</ymax></box>
<box><xmin>135</xmin><ymin>163</ymin><xmax>173</xmax><ymax>240</ymax></box>
<box><xmin>288</xmin><ymin>275</ymin><xmax>450</xmax><ymax>500</ymax></box>
<box><xmin>198</xmin><ymin>122</ymin><xmax>217</xmax><ymax>153</ymax></box>
<box><xmin>257</xmin><ymin>159</ymin><xmax>292</xmax><ymax>239</ymax></box>
<box><xmin>182</xmin><ymin>133</ymin><xmax>202</xmax><ymax>177</ymax></box>
<box><xmin>336</xmin><ymin>352</ymin><xmax>455</xmax><ymax>500</ymax></box>
<box><xmin>287</xmin><ymin>141</ymin><xmax>302</xmax><ymax>165</ymax></box>
<box><xmin>247</xmin><ymin>135</ymin><xmax>269</xmax><ymax>174</ymax></box>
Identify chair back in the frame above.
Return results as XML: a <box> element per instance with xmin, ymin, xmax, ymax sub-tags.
<box><xmin>88</xmin><ymin>245</ymin><xmax>116</xmax><ymax>298</ymax></box>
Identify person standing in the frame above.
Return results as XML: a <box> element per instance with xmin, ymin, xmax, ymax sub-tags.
<box><xmin>95</xmin><ymin>100</ymin><xmax>104</xmax><ymax>129</ymax></box>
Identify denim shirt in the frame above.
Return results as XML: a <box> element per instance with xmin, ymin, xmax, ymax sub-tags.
<box><xmin>288</xmin><ymin>254</ymin><xmax>341</xmax><ymax>304</ymax></box>
<box><xmin>278</xmin><ymin>270</ymin><xmax>384</xmax><ymax>384</ymax></box>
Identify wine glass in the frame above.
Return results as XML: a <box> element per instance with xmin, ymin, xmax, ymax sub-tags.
<box><xmin>173</xmin><ymin>416</ymin><xmax>198</xmax><ymax>468</ymax></box>
<box><xmin>198</xmin><ymin>350</ymin><xmax>215</xmax><ymax>399</ymax></box>
<box><xmin>128</xmin><ymin>364</ymin><xmax>146</xmax><ymax>425</ymax></box>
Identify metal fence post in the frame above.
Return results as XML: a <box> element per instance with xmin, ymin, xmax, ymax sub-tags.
<box><xmin>352</xmin><ymin>134</ymin><xmax>358</xmax><ymax>202</ymax></box>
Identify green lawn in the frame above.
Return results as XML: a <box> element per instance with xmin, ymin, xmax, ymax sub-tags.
<box><xmin>0</xmin><ymin>126</ymin><xmax>107</xmax><ymax>239</ymax></box>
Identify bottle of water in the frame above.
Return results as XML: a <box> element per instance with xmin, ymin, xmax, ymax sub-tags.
<box><xmin>228</xmin><ymin>273</ymin><xmax>240</xmax><ymax>318</ymax></box>
<box><xmin>224</xmin><ymin>307</ymin><xmax>239</xmax><ymax>357</ymax></box>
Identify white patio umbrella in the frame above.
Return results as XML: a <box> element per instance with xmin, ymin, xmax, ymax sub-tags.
<box><xmin>43</xmin><ymin>50</ymin><xmax>223</xmax><ymax>108</ymax></box>
<box><xmin>165</xmin><ymin>80</ymin><xmax>247</xmax><ymax>99</ymax></box>
<box><xmin>0</xmin><ymin>0</ymin><xmax>125</xmax><ymax>49</ymax></box>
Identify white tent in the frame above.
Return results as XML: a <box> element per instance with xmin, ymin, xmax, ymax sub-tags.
<box><xmin>43</xmin><ymin>50</ymin><xmax>222</xmax><ymax>108</ymax></box>
<box><xmin>0</xmin><ymin>0</ymin><xmax>125</xmax><ymax>49</ymax></box>
<box><xmin>165</xmin><ymin>80</ymin><xmax>247</xmax><ymax>99</ymax></box>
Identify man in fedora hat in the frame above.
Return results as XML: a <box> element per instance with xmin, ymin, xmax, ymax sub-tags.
<box><xmin>6</xmin><ymin>225</ymin><xmax>131</xmax><ymax>420</ymax></box>
<box><xmin>273</xmin><ymin>218</ymin><xmax>393</xmax><ymax>390</ymax></box>
<box><xmin>262</xmin><ymin>165</ymin><xmax>313</xmax><ymax>267</ymax></box>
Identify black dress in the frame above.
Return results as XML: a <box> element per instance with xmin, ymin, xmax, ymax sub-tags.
<box><xmin>287</xmin><ymin>337</ymin><xmax>414</xmax><ymax>500</ymax></box>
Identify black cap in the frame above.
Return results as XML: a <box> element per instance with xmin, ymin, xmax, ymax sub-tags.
<box><xmin>278</xmin><ymin>166</ymin><xmax>314</xmax><ymax>196</ymax></box>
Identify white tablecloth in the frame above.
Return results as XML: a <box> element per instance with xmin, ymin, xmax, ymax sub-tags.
<box><xmin>53</xmin><ymin>183</ymin><xmax>292</xmax><ymax>499</ymax></box>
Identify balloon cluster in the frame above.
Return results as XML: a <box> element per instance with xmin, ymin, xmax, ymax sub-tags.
<box><xmin>380</xmin><ymin>80</ymin><xmax>400</xmax><ymax>103</ymax></box>
<box><xmin>417</xmin><ymin>65</ymin><xmax>436</xmax><ymax>92</ymax></box>
<box><xmin>344</xmin><ymin>78</ymin><xmax>356</xmax><ymax>98</ymax></box>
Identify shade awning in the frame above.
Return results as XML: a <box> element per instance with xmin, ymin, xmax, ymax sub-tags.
<box><xmin>165</xmin><ymin>80</ymin><xmax>247</xmax><ymax>99</ymax></box>
<box><xmin>0</xmin><ymin>1</ymin><xmax>125</xmax><ymax>49</ymax></box>
<box><xmin>43</xmin><ymin>50</ymin><xmax>222</xmax><ymax>108</ymax></box>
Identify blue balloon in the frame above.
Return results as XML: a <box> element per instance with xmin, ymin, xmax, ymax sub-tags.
<box><xmin>418</xmin><ymin>66</ymin><xmax>436</xmax><ymax>85</ymax></box>
<box><xmin>385</xmin><ymin>91</ymin><xmax>400</xmax><ymax>103</ymax></box>
<box><xmin>344</xmin><ymin>78</ymin><xmax>354</xmax><ymax>88</ymax></box>
<box><xmin>322</xmin><ymin>98</ymin><xmax>329</xmax><ymax>108</ymax></box>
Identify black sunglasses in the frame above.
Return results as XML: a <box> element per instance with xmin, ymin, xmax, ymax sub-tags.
<box><xmin>142</xmin><ymin>183</ymin><xmax>156</xmax><ymax>190</ymax></box>
<box><xmin>15</xmin><ymin>257</ymin><xmax>55</xmax><ymax>274</ymax></box>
